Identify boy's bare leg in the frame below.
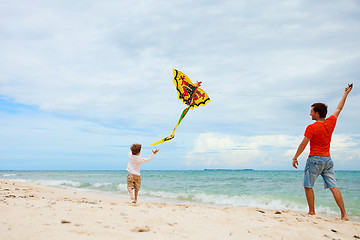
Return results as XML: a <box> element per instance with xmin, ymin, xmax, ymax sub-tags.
<box><xmin>127</xmin><ymin>187</ymin><xmax>135</xmax><ymax>201</ymax></box>
<box><xmin>329</xmin><ymin>188</ymin><xmax>349</xmax><ymax>221</ymax></box>
<box><xmin>304</xmin><ymin>187</ymin><xmax>316</xmax><ymax>215</ymax></box>
<box><xmin>133</xmin><ymin>190</ymin><xmax>139</xmax><ymax>203</ymax></box>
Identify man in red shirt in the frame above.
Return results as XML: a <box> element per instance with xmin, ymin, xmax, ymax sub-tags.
<box><xmin>292</xmin><ymin>84</ymin><xmax>352</xmax><ymax>221</ymax></box>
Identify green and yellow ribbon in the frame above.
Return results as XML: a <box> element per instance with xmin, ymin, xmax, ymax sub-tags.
<box><xmin>151</xmin><ymin>106</ymin><xmax>190</xmax><ymax>146</ymax></box>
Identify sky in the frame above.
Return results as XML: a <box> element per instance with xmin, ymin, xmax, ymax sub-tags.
<box><xmin>1</xmin><ymin>0</ymin><xmax>360</xmax><ymax>170</ymax></box>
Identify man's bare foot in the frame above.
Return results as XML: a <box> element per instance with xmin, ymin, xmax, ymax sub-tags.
<box><xmin>308</xmin><ymin>212</ymin><xmax>315</xmax><ymax>215</ymax></box>
<box><xmin>341</xmin><ymin>215</ymin><xmax>349</xmax><ymax>221</ymax></box>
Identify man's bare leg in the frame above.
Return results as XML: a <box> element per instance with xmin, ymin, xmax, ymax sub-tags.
<box><xmin>329</xmin><ymin>187</ymin><xmax>349</xmax><ymax>221</ymax></box>
<box><xmin>305</xmin><ymin>187</ymin><xmax>316</xmax><ymax>215</ymax></box>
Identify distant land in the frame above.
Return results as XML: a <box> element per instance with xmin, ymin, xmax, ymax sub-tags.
<box><xmin>203</xmin><ymin>169</ymin><xmax>254</xmax><ymax>171</ymax></box>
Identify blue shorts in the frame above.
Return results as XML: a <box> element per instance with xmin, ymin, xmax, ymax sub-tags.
<box><xmin>303</xmin><ymin>156</ymin><xmax>338</xmax><ymax>189</ymax></box>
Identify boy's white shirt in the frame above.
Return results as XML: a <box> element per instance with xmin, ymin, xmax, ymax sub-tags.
<box><xmin>126</xmin><ymin>152</ymin><xmax>155</xmax><ymax>176</ymax></box>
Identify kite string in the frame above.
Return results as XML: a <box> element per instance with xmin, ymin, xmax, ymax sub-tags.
<box><xmin>218</xmin><ymin>88</ymin><xmax>344</xmax><ymax>98</ymax></box>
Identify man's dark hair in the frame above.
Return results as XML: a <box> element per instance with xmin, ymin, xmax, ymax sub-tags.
<box><xmin>311</xmin><ymin>103</ymin><xmax>328</xmax><ymax>118</ymax></box>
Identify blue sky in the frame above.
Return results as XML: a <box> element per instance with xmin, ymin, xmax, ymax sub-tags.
<box><xmin>1</xmin><ymin>0</ymin><xmax>359</xmax><ymax>170</ymax></box>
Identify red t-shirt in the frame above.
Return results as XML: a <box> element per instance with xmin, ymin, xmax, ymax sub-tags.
<box><xmin>304</xmin><ymin>115</ymin><xmax>337</xmax><ymax>157</ymax></box>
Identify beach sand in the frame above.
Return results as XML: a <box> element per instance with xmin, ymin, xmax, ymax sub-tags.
<box><xmin>1</xmin><ymin>180</ymin><xmax>359</xmax><ymax>240</ymax></box>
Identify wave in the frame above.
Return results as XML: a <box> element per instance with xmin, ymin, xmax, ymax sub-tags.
<box><xmin>32</xmin><ymin>179</ymin><xmax>83</xmax><ymax>188</ymax></box>
<box><xmin>1</xmin><ymin>173</ymin><xmax>17</xmax><ymax>177</ymax></box>
<box><xmin>11</xmin><ymin>178</ymin><xmax>129</xmax><ymax>195</ymax></box>
<box><xmin>140</xmin><ymin>188</ymin><xmax>338</xmax><ymax>216</ymax></box>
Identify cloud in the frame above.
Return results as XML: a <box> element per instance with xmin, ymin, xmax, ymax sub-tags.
<box><xmin>185</xmin><ymin>132</ymin><xmax>300</xmax><ymax>168</ymax></box>
<box><xmin>1</xmin><ymin>1</ymin><xmax>359</xmax><ymax>123</ymax></box>
<box><xmin>331</xmin><ymin>134</ymin><xmax>360</xmax><ymax>167</ymax></box>
<box><xmin>185</xmin><ymin>132</ymin><xmax>360</xmax><ymax>169</ymax></box>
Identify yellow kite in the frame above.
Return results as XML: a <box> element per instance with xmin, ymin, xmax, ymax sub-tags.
<box><xmin>151</xmin><ymin>69</ymin><xmax>211</xmax><ymax>146</ymax></box>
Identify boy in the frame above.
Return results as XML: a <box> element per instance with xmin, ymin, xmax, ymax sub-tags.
<box><xmin>292</xmin><ymin>84</ymin><xmax>352</xmax><ymax>220</ymax></box>
<box><xmin>126</xmin><ymin>143</ymin><xmax>159</xmax><ymax>203</ymax></box>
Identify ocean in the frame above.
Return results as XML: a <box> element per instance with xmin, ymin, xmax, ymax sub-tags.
<box><xmin>1</xmin><ymin>170</ymin><xmax>359</xmax><ymax>222</ymax></box>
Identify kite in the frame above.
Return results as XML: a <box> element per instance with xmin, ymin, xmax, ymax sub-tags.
<box><xmin>151</xmin><ymin>69</ymin><xmax>211</xmax><ymax>146</ymax></box>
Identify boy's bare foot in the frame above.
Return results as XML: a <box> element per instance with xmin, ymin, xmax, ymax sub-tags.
<box><xmin>341</xmin><ymin>215</ymin><xmax>349</xmax><ymax>221</ymax></box>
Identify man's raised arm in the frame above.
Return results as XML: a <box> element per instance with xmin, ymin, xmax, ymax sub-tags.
<box><xmin>332</xmin><ymin>84</ymin><xmax>353</xmax><ymax>118</ymax></box>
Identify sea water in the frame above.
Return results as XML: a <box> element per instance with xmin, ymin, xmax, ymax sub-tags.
<box><xmin>1</xmin><ymin>170</ymin><xmax>359</xmax><ymax>222</ymax></box>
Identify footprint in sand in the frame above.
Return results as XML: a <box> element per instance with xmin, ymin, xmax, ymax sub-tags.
<box><xmin>132</xmin><ymin>226</ymin><xmax>151</xmax><ymax>232</ymax></box>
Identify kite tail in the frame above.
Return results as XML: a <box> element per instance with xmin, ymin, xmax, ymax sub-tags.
<box><xmin>151</xmin><ymin>107</ymin><xmax>191</xmax><ymax>146</ymax></box>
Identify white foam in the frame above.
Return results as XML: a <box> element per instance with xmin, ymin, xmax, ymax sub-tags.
<box><xmin>93</xmin><ymin>182</ymin><xmax>112</xmax><ymax>188</ymax></box>
<box><xmin>117</xmin><ymin>183</ymin><xmax>129</xmax><ymax>192</ymax></box>
<box><xmin>32</xmin><ymin>179</ymin><xmax>82</xmax><ymax>188</ymax></box>
<box><xmin>1</xmin><ymin>173</ymin><xmax>17</xmax><ymax>177</ymax></box>
<box><xmin>138</xmin><ymin>189</ymin><xmax>340</xmax><ymax>217</ymax></box>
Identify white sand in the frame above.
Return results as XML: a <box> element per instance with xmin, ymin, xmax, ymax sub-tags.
<box><xmin>1</xmin><ymin>180</ymin><xmax>359</xmax><ymax>240</ymax></box>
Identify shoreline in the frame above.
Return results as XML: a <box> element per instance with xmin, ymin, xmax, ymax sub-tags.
<box><xmin>1</xmin><ymin>180</ymin><xmax>360</xmax><ymax>239</ymax></box>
